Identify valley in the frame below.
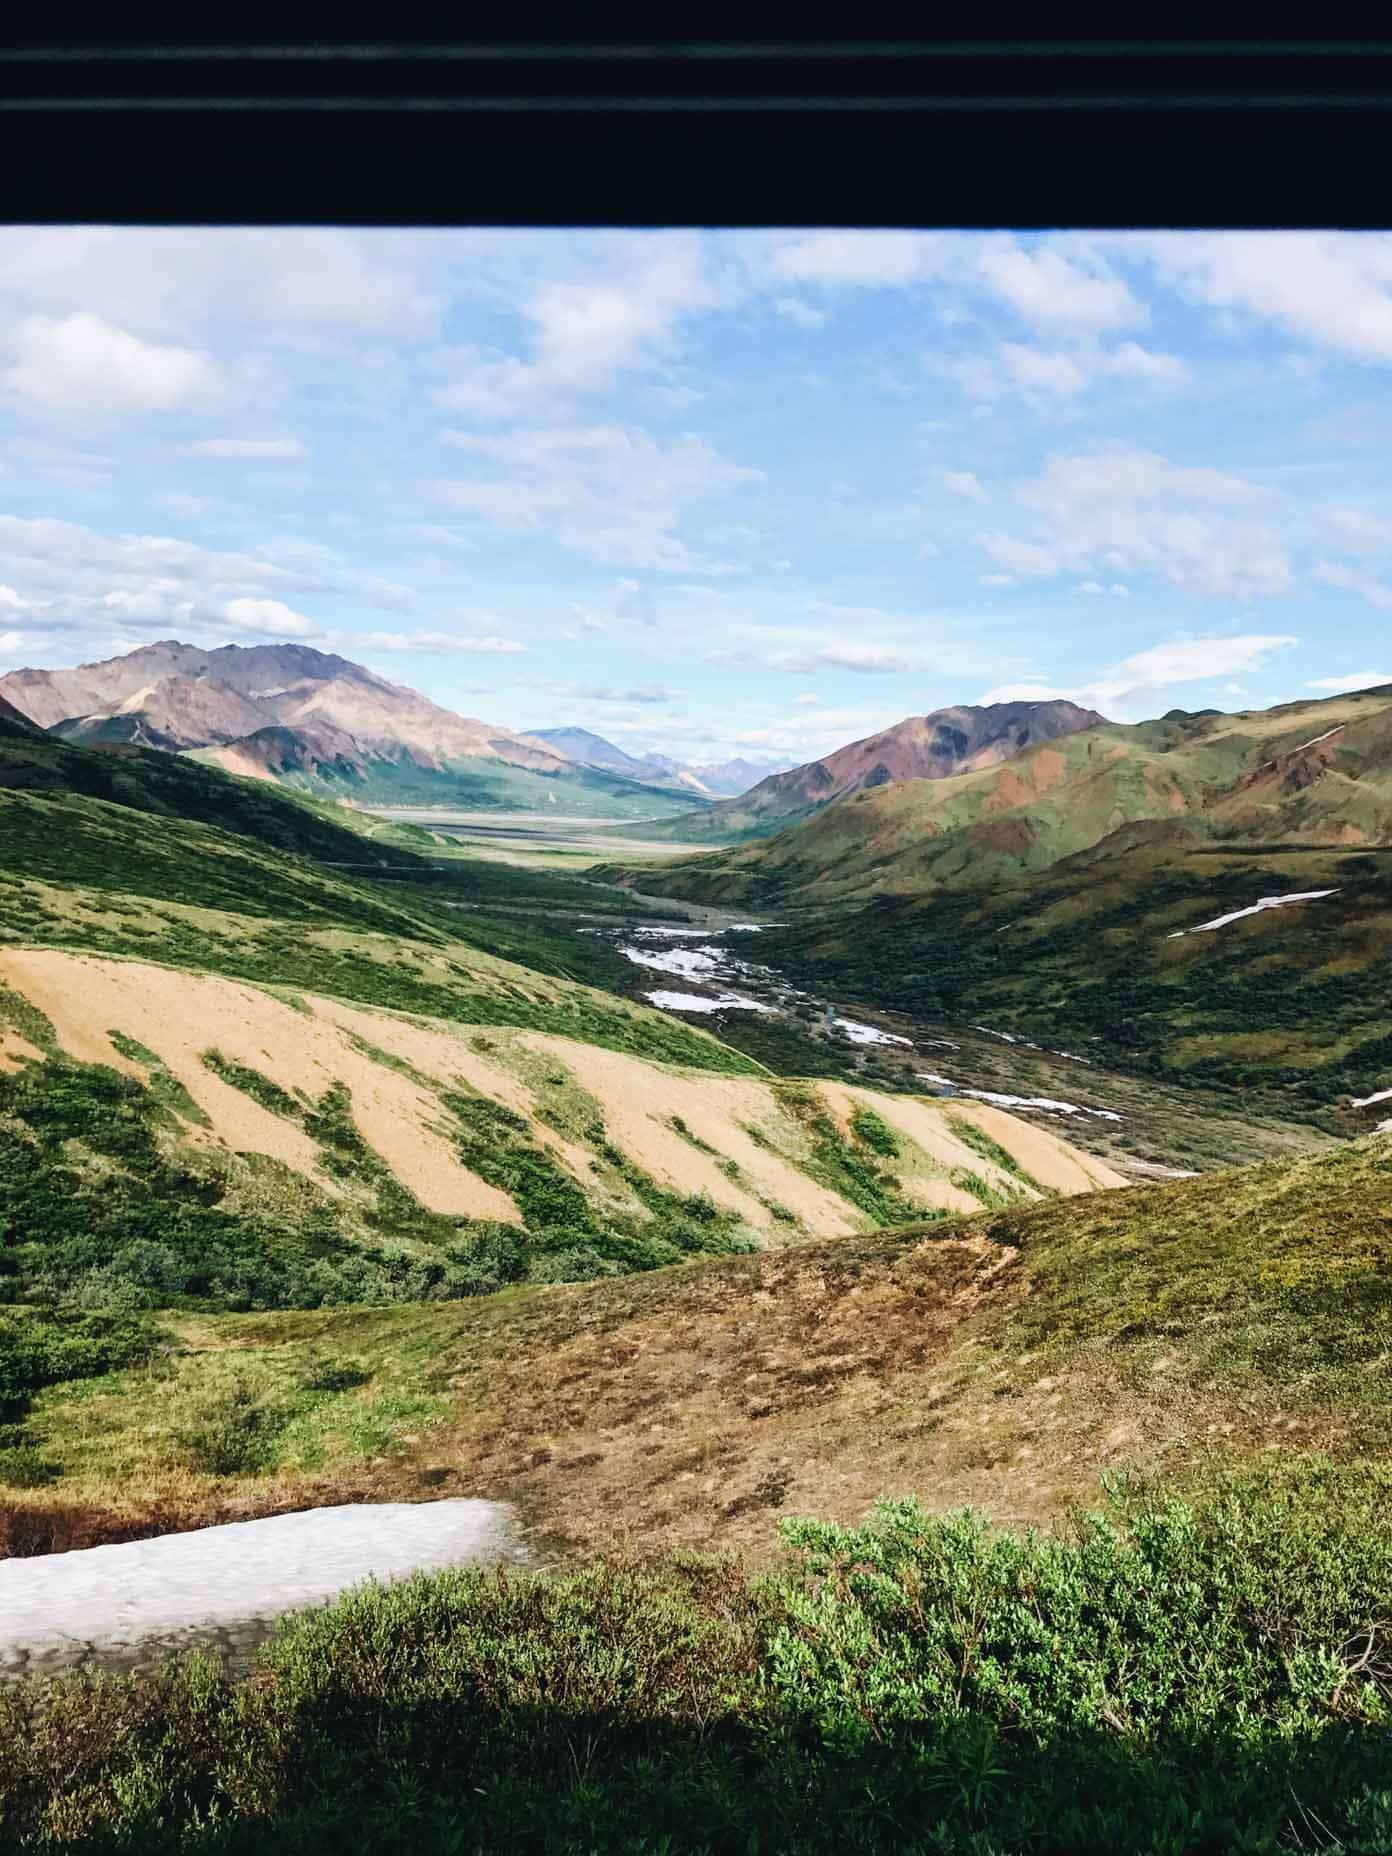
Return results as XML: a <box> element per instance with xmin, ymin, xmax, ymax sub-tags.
<box><xmin>2</xmin><ymin>643</ymin><xmax>1390</xmax><ymax>1855</ymax></box>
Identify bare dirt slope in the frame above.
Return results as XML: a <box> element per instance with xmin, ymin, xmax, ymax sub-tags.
<box><xmin>0</xmin><ymin>948</ymin><xmax>1121</xmax><ymax>1239</ymax></box>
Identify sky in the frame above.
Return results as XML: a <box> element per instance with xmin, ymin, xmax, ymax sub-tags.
<box><xmin>1</xmin><ymin>226</ymin><xmax>1391</xmax><ymax>766</ymax></box>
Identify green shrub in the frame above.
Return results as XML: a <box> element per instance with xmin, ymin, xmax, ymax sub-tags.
<box><xmin>173</xmin><ymin>1380</ymin><xmax>287</xmax><ymax>1477</ymax></box>
<box><xmin>3</xmin><ymin>1471</ymin><xmax>1392</xmax><ymax>1852</ymax></box>
<box><xmin>851</xmin><ymin>1107</ymin><xmax>899</xmax><ymax>1156</ymax></box>
<box><xmin>300</xmin><ymin>1357</ymin><xmax>373</xmax><ymax>1394</ymax></box>
<box><xmin>0</xmin><ymin>1310</ymin><xmax>160</xmax><ymax>1410</ymax></box>
<box><xmin>0</xmin><ymin>1444</ymin><xmax>61</xmax><ymax>1488</ymax></box>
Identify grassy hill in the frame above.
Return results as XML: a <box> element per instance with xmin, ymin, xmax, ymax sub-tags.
<box><xmin>608</xmin><ymin>698</ymin><xmax>1105</xmax><ymax>848</ymax></box>
<box><xmin>4</xmin><ymin>1128</ymin><xmax>1387</xmax><ymax>1560</ymax></box>
<box><xmin>751</xmin><ymin>838</ymin><xmax>1392</xmax><ymax>1121</ymax></box>
<box><xmin>611</xmin><ymin>684</ymin><xmax>1392</xmax><ymax>908</ymax></box>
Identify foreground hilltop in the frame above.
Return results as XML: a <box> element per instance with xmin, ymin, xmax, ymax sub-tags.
<box><xmin>0</xmin><ymin>640</ymin><xmax>709</xmax><ymax>820</ymax></box>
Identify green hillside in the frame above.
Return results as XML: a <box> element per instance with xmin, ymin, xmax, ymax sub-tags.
<box><xmin>610</xmin><ymin>685</ymin><xmax>1392</xmax><ymax>908</ymax></box>
<box><xmin>5</xmin><ymin>1134</ymin><xmax>1392</xmax><ymax>1856</ymax></box>
<box><xmin>0</xmin><ymin>719</ymin><xmax>424</xmax><ymax>871</ymax></box>
<box><xmin>754</xmin><ymin>837</ymin><xmax>1392</xmax><ymax>1118</ymax></box>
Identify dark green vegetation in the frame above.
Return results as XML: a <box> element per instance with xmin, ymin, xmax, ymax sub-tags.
<box><xmin>6</xmin><ymin>1471</ymin><xmax>1392</xmax><ymax>1852</ymax></box>
<box><xmin>0</xmin><ymin>1051</ymin><xmax>762</xmax><ymax>1322</ymax></box>
<box><xmin>757</xmin><ymin>844</ymin><xmax>1392</xmax><ymax>1119</ymax></box>
<box><xmin>0</xmin><ymin>1055</ymin><xmax>475</xmax><ymax>1314</ymax></box>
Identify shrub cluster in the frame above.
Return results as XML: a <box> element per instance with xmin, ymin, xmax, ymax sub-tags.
<box><xmin>2</xmin><ymin>1472</ymin><xmax>1391</xmax><ymax>1851</ymax></box>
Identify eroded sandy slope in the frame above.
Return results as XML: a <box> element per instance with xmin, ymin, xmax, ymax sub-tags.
<box><xmin>0</xmin><ymin>947</ymin><xmax>1123</xmax><ymax>1238</ymax></box>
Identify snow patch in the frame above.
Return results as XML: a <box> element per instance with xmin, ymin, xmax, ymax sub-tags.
<box><xmin>916</xmin><ymin>1075</ymin><xmax>1122</xmax><ymax>1121</ymax></box>
<box><xmin>1168</xmin><ymin>890</ymin><xmax>1340</xmax><ymax>938</ymax></box>
<box><xmin>831</xmin><ymin>1016</ymin><xmax>913</xmax><ymax>1047</ymax></box>
<box><xmin>0</xmin><ymin>1501</ymin><xmax>523</xmax><ymax>1657</ymax></box>
<box><xmin>620</xmin><ymin>944</ymin><xmax>723</xmax><ymax>979</ymax></box>
<box><xmin>1352</xmin><ymin>1086</ymin><xmax>1392</xmax><ymax>1109</ymax></box>
<box><xmin>645</xmin><ymin>989</ymin><xmax>773</xmax><ymax>1015</ymax></box>
<box><xmin>973</xmin><ymin>1025</ymin><xmax>1019</xmax><ymax>1043</ymax></box>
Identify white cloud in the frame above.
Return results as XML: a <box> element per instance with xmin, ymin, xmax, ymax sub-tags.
<box><xmin>1102</xmin><ymin>341</ymin><xmax>1187</xmax><ymax>384</ymax></box>
<box><xmin>944</xmin><ymin>470</ymin><xmax>986</xmax><ymax>501</ymax></box>
<box><xmin>1326</xmin><ymin>507</ymin><xmax>1392</xmax><ymax>555</ymax></box>
<box><xmin>999</xmin><ymin>344</ymin><xmax>1087</xmax><ymax>397</ymax></box>
<box><xmin>188</xmin><ymin>437</ymin><xmax>305</xmax><ymax>460</ymax></box>
<box><xmin>769</xmin><ymin>232</ymin><xmax>940</xmax><ymax>287</ymax></box>
<box><xmin>392</xmin><ymin>524</ymin><xmax>479</xmax><ymax>552</ymax></box>
<box><xmin>353</xmin><ymin>630</ymin><xmax>525</xmax><ymax>654</ymax></box>
<box><xmin>222</xmin><ymin>597</ymin><xmax>320</xmax><ymax>638</ymax></box>
<box><xmin>435</xmin><ymin>424</ymin><xmax>760</xmax><ymax>572</ymax></box>
<box><xmin>979</xmin><ymin>573</ymin><xmax>1016</xmax><ymax>588</ymax></box>
<box><xmin>976</xmin><ymin>245</ymin><xmax>1142</xmax><ymax>331</ymax></box>
<box><xmin>435</xmin><ymin>236</ymin><xmax>718</xmax><ymax>420</ymax></box>
<box><xmin>572</xmin><ymin>681</ymin><xmax>682</xmax><ymax>704</ymax></box>
<box><xmin>981</xmin><ymin>632</ymin><xmax>1298</xmax><ymax>718</ymax></box>
<box><xmin>769</xmin><ymin>641</ymin><xmax>912</xmax><ymax>675</ymax></box>
<box><xmin>0</xmin><ymin>227</ymin><xmax>443</xmax><ymax>340</ymax></box>
<box><xmin>1135</xmin><ymin>232</ymin><xmax>1392</xmax><ymax>362</ymax></box>
<box><xmin>0</xmin><ymin>514</ymin><xmax>403</xmax><ymax>657</ymax></box>
<box><xmin>774</xmin><ymin>297</ymin><xmax>828</xmax><ymax>329</ymax></box>
<box><xmin>979</xmin><ymin>449</ymin><xmax>1290</xmax><ymax>600</ymax></box>
<box><xmin>1315</xmin><ymin>560</ymin><xmax>1392</xmax><ymax>608</ymax></box>
<box><xmin>942</xmin><ymin>337</ymin><xmax>1186</xmax><ymax>406</ymax></box>
<box><xmin>5</xmin><ymin>314</ymin><xmax>221</xmax><ymax>412</ymax></box>
<box><xmin>1306</xmin><ymin>670</ymin><xmax>1392</xmax><ymax>691</ymax></box>
<box><xmin>794</xmin><ymin>692</ymin><xmax>819</xmax><ymax>705</ymax></box>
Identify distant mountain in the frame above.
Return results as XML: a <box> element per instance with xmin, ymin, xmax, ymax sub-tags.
<box><xmin>1</xmin><ymin>643</ymin><xmax>710</xmax><ymax>821</ymax></box>
<box><xmin>525</xmin><ymin>726</ymin><xmax>708</xmax><ymax>794</ymax></box>
<box><xmin>526</xmin><ymin>727</ymin><xmax>790</xmax><ymax>799</ymax></box>
<box><xmin>623</xmin><ymin>699</ymin><xmax>1105</xmax><ymax>844</ymax></box>
<box><xmin>686</xmin><ymin>755</ymin><xmax>795</xmax><ymax>797</ymax></box>
<box><xmin>609</xmin><ymin>685</ymin><xmax>1392</xmax><ymax>909</ymax></box>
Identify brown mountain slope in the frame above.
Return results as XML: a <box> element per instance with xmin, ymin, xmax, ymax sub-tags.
<box><xmin>52</xmin><ymin>673</ymin><xmax>273</xmax><ymax>751</ymax></box>
<box><xmin>629</xmin><ymin>699</ymin><xmax>1105</xmax><ymax>844</ymax></box>
<box><xmin>1</xmin><ymin>641</ymin><xmax>710</xmax><ymax>819</ymax></box>
<box><xmin>615</xmin><ymin>684</ymin><xmax>1392</xmax><ymax>908</ymax></box>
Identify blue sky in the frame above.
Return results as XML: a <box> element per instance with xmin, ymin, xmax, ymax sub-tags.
<box><xmin>1</xmin><ymin>227</ymin><xmax>1390</xmax><ymax>764</ymax></box>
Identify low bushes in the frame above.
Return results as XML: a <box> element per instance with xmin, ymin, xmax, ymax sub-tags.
<box><xmin>3</xmin><ymin>1468</ymin><xmax>1391</xmax><ymax>1851</ymax></box>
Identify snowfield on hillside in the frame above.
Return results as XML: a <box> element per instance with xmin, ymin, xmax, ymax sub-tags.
<box><xmin>1168</xmin><ymin>890</ymin><xmax>1340</xmax><ymax>938</ymax></box>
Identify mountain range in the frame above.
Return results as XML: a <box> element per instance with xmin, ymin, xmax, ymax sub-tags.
<box><xmin>0</xmin><ymin>642</ymin><xmax>712</xmax><ymax>822</ymax></box>
<box><xmin>616</xmin><ymin>684</ymin><xmax>1392</xmax><ymax>907</ymax></box>
<box><xmin>623</xmin><ymin>698</ymin><xmax>1106</xmax><ymax>844</ymax></box>
<box><xmin>524</xmin><ymin>727</ymin><xmax>791</xmax><ymax>798</ymax></box>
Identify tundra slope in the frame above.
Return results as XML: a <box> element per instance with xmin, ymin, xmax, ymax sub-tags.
<box><xmin>616</xmin><ymin>684</ymin><xmax>1392</xmax><ymax>905</ymax></box>
<box><xmin>615</xmin><ymin>698</ymin><xmax>1104</xmax><ymax>845</ymax></box>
